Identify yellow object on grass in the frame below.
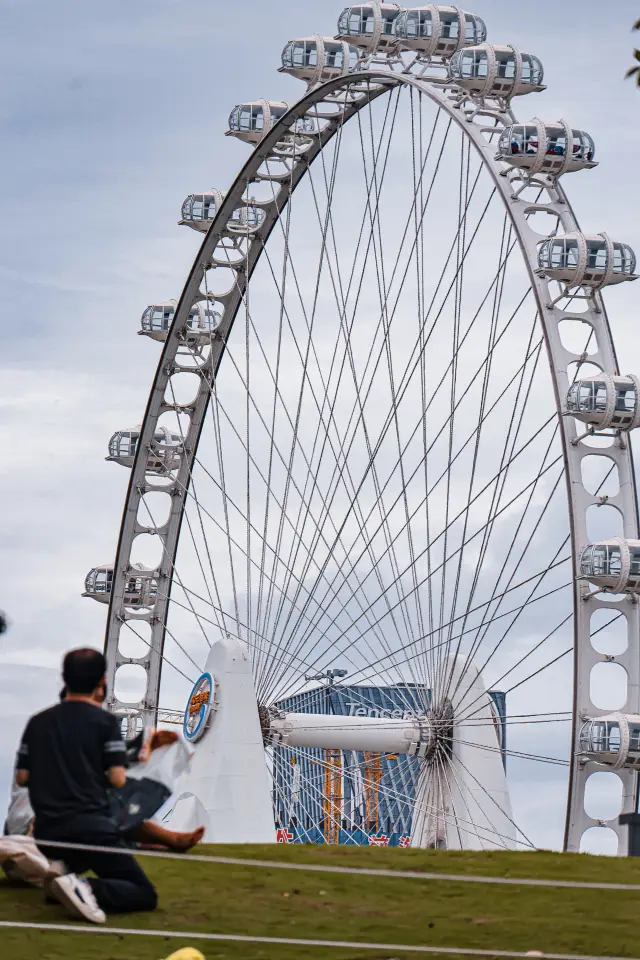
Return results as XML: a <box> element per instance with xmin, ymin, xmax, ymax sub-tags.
<box><xmin>160</xmin><ymin>949</ymin><xmax>206</xmax><ymax>960</ymax></box>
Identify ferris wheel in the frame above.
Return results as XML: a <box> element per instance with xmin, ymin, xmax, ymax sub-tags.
<box><xmin>84</xmin><ymin>3</ymin><xmax>640</xmax><ymax>854</ymax></box>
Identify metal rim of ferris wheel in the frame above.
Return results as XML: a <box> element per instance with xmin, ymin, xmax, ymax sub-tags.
<box><xmin>87</xmin><ymin>4</ymin><xmax>640</xmax><ymax>854</ymax></box>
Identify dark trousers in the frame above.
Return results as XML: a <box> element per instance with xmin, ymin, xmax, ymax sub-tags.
<box><xmin>36</xmin><ymin>821</ymin><xmax>157</xmax><ymax>914</ymax></box>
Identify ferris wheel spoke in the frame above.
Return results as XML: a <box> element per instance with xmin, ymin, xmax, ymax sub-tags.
<box><xmin>162</xmin><ymin>374</ymin><xmax>233</xmax><ymax>638</ymax></box>
<box><xmin>454</xmin><ymin>739</ymin><xmax>569</xmax><ymax>769</ymax></box>
<box><xmin>439</xmin><ymin>421</ymin><xmax>564</xmax><ymax>707</ymax></box>
<box><xmin>176</xmin><ymin>468</ymin><xmax>432</xmax><ymax>709</ymax></box>
<box><xmin>459</xmin><ymin>611</ymin><xmax>626</xmax><ymax>727</ymax></box>
<box><xmin>205</xmin><ymin>367</ymin><xmax>243</xmax><ymax>635</ymax></box>
<box><xmin>120</xmin><ymin>618</ymin><xmax>198</xmax><ymax>687</ymax></box>
<box><xmin>358</xmin><ymin>93</ymin><xmax>433</xmax><ymax>676</ymax></box>
<box><xmin>344</xmin><ymin>572</ymin><xmax>572</xmax><ymax>690</ymax></box>
<box><xmin>285</xmin><ymin>419</ymin><xmax>562</xmax><ymax>670</ymax></box>
<box><xmin>441</xmin><ymin>333</ymin><xmax>550</xmax><ymax>693</ymax></box>
<box><xmin>375</xmin><ymin>751</ymin><xmax>523</xmax><ymax>849</ymax></box>
<box><xmin>275</xmin><ymin>463</ymin><xmax>568</xmax><ymax>705</ymax></box>
<box><xmin>314</xmin><ymin>310</ymin><xmax>542</xmax><ymax>650</ymax></box>
<box><xmin>444</xmin><ymin>478</ymin><xmax>568</xmax><ymax>710</ymax></box>
<box><xmin>199</xmin><ymin>315</ymin><xmax>424</xmax><ymax>674</ymax></box>
<box><xmin>439</xmin><ymin>745</ymin><xmax>504</xmax><ymax>851</ymax></box>
<box><xmin>197</xmin><ymin>311</ymin><xmax>441</xmax><ymax>700</ymax></box>
<box><xmin>286</xmin><ymin>140</ymin><xmax>436</xmax><ymax>692</ymax></box>
<box><xmin>274</xmin><ymin>312</ymin><xmax>544</xmax><ymax>689</ymax></box>
<box><xmin>136</xmin><ymin>482</ymin><xmax>218</xmax><ymax>660</ymax></box>
<box><xmin>276</xmin><ymin>239</ymin><xmax>535</xmax><ymax>673</ymax></box>
<box><xmin>178</xmin><ymin>474</ymin><xmax>381</xmax><ymax>664</ymax></box>
<box><xmin>435</xmin><ymin>319</ymin><xmax>619</xmax><ymax>706</ymax></box>
<box><xmin>264</xmin><ymin>114</ymin><xmax>480</xmax><ymax>616</ymax></box>
<box><xmin>449</xmin><ymin>750</ymin><xmax>535</xmax><ymax>849</ymax></box>
<box><xmin>441</xmin><ymin>326</ymin><xmax>599</xmax><ymax>709</ymax></box>
<box><xmin>433</xmin><ymin>209</ymin><xmax>514</xmax><ymax>703</ymax></box>
<box><xmin>164</xmin><ymin>588</ymin><xmax>388</xmax><ymax>696</ymax></box>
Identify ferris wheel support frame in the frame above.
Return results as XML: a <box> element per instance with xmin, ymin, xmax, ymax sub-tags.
<box><xmin>104</xmin><ymin>69</ymin><xmax>640</xmax><ymax>854</ymax></box>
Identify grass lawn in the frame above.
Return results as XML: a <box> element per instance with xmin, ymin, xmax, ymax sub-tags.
<box><xmin>2</xmin><ymin>844</ymin><xmax>640</xmax><ymax>959</ymax></box>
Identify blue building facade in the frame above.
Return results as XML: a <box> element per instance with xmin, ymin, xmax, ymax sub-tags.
<box><xmin>272</xmin><ymin>683</ymin><xmax>506</xmax><ymax>846</ymax></box>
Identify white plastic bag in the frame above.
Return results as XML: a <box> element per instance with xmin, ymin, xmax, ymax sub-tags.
<box><xmin>0</xmin><ymin>835</ymin><xmax>51</xmax><ymax>887</ymax></box>
<box><xmin>126</xmin><ymin>739</ymin><xmax>193</xmax><ymax>791</ymax></box>
<box><xmin>4</xmin><ymin>783</ymin><xmax>34</xmax><ymax>837</ymax></box>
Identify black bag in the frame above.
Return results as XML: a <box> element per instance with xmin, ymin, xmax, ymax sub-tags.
<box><xmin>108</xmin><ymin>777</ymin><xmax>171</xmax><ymax>835</ymax></box>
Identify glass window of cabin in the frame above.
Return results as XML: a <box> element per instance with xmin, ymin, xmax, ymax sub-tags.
<box><xmin>572</xmin><ymin>130</ymin><xmax>595</xmax><ymax>162</ymax></box>
<box><xmin>557</xmin><ymin>239</ymin><xmax>579</xmax><ymax>269</ymax></box>
<box><xmin>578</xmin><ymin>380</ymin><xmax>606</xmax><ymax>412</ymax></box>
<box><xmin>604</xmin><ymin>721</ymin><xmax>621</xmax><ymax>752</ymax></box>
<box><xmin>581</xmin><ymin>132</ymin><xmax>595</xmax><ymax>162</ymax></box>
<box><xmin>466</xmin><ymin>15</ymin><xmax>487</xmax><ymax>43</ymax></box>
<box><xmin>151</xmin><ymin>307</ymin><xmax>173</xmax><ymax>331</ymax></box>
<box><xmin>401</xmin><ymin>9</ymin><xmax>432</xmax><ymax>39</ymax></box>
<box><xmin>629</xmin><ymin>547</ymin><xmax>640</xmax><ymax>578</ymax></box>
<box><xmin>615</xmin><ymin>384</ymin><xmax>636</xmax><ymax>414</ymax></box>
<box><xmin>586</xmin><ymin>240</ymin><xmax>607</xmax><ymax>272</ymax></box>
<box><xmin>566</xmin><ymin>383</ymin><xmax>579</xmax><ymax>411</ymax></box>
<box><xmin>580</xmin><ymin>545</ymin><xmax>594</xmax><ymax>576</ymax></box>
<box><xmin>523</xmin><ymin>125</ymin><xmax>539</xmax><ymax>154</ymax></box>
<box><xmin>507</xmin><ymin>125</ymin><xmax>524</xmax><ymax>154</ymax></box>
<box><xmin>324</xmin><ymin>41</ymin><xmax>345</xmax><ymax>69</ymax></box>
<box><xmin>293</xmin><ymin>41</ymin><xmax>317</xmax><ymax>68</ymax></box>
<box><xmin>588</xmin><ymin>720</ymin><xmax>620</xmax><ymax>753</ymax></box>
<box><xmin>236</xmin><ymin>106</ymin><xmax>264</xmax><ymax>132</ymax></box>
<box><xmin>542</xmin><ymin>238</ymin><xmax>579</xmax><ymax>270</ymax></box>
<box><xmin>381</xmin><ymin>7</ymin><xmax>399</xmax><ymax>35</ymax></box>
<box><xmin>613</xmin><ymin>244</ymin><xmax>636</xmax><ymax>275</ymax></box>
<box><xmin>281</xmin><ymin>43</ymin><xmax>294</xmax><ymax>68</ymax></box>
<box><xmin>495</xmin><ymin>49</ymin><xmax>516</xmax><ymax>80</ymax></box>
<box><xmin>545</xmin><ymin>126</ymin><xmax>567</xmax><ymax>157</ymax></box>
<box><xmin>192</xmin><ymin>196</ymin><xmax>216</xmax><ymax>220</ymax></box>
<box><xmin>338</xmin><ymin>9</ymin><xmax>350</xmax><ymax>33</ymax></box>
<box><xmin>630</xmin><ymin>725</ymin><xmax>640</xmax><ymax>753</ymax></box>
<box><xmin>606</xmin><ymin>545</ymin><xmax>622</xmax><ymax>577</ymax></box>
<box><xmin>186</xmin><ymin>307</ymin><xmax>201</xmax><ymax>329</ymax></box>
<box><xmin>456</xmin><ymin>49</ymin><xmax>487</xmax><ymax>79</ymax></box>
<box><xmin>521</xmin><ymin>54</ymin><xmax>543</xmax><ymax>85</ymax></box>
<box><xmin>440</xmin><ymin>11</ymin><xmax>460</xmax><ymax>39</ymax></box>
<box><xmin>97</xmin><ymin>569</ymin><xmax>113</xmax><ymax>593</ymax></box>
<box><xmin>343</xmin><ymin>6</ymin><xmax>375</xmax><ymax>35</ymax></box>
<box><xmin>587</xmin><ymin>543</ymin><xmax>621</xmax><ymax>577</ymax></box>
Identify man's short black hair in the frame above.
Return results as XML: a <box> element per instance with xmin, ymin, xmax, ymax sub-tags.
<box><xmin>62</xmin><ymin>648</ymin><xmax>107</xmax><ymax>695</ymax></box>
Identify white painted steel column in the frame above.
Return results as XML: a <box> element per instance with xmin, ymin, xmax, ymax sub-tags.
<box><xmin>269</xmin><ymin>712</ymin><xmax>434</xmax><ymax>755</ymax></box>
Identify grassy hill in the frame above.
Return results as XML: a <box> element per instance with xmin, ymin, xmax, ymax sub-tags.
<box><xmin>2</xmin><ymin>844</ymin><xmax>640</xmax><ymax>959</ymax></box>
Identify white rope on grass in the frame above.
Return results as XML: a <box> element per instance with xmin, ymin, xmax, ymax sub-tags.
<box><xmin>0</xmin><ymin>920</ymin><xmax>636</xmax><ymax>960</ymax></box>
<box><xmin>32</xmin><ymin>839</ymin><xmax>640</xmax><ymax>891</ymax></box>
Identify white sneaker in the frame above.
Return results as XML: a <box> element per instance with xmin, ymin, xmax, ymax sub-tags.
<box><xmin>49</xmin><ymin>873</ymin><xmax>106</xmax><ymax>924</ymax></box>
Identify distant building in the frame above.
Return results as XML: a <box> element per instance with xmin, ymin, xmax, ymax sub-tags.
<box><xmin>273</xmin><ymin>683</ymin><xmax>506</xmax><ymax>846</ymax></box>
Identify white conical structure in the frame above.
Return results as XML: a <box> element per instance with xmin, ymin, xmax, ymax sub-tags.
<box><xmin>411</xmin><ymin>655</ymin><xmax>515</xmax><ymax>850</ymax></box>
<box><xmin>167</xmin><ymin>633</ymin><xmax>275</xmax><ymax>842</ymax></box>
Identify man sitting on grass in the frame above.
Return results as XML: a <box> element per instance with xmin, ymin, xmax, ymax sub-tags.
<box><xmin>15</xmin><ymin>647</ymin><xmax>158</xmax><ymax>924</ymax></box>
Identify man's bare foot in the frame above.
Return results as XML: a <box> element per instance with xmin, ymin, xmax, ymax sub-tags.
<box><xmin>172</xmin><ymin>826</ymin><xmax>205</xmax><ymax>852</ymax></box>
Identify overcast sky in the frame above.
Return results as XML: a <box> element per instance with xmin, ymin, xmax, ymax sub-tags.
<box><xmin>1</xmin><ymin>0</ymin><xmax>639</xmax><ymax>849</ymax></box>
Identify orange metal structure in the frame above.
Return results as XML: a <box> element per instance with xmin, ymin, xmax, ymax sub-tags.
<box><xmin>323</xmin><ymin>748</ymin><xmax>343</xmax><ymax>844</ymax></box>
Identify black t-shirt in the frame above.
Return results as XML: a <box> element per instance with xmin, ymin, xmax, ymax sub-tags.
<box><xmin>16</xmin><ymin>700</ymin><xmax>126</xmax><ymax>835</ymax></box>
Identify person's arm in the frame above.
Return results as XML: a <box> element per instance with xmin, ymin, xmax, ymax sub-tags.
<box><xmin>15</xmin><ymin>723</ymin><xmax>31</xmax><ymax>787</ymax></box>
<box><xmin>106</xmin><ymin>766</ymin><xmax>127</xmax><ymax>789</ymax></box>
<box><xmin>103</xmin><ymin>715</ymin><xmax>128</xmax><ymax>789</ymax></box>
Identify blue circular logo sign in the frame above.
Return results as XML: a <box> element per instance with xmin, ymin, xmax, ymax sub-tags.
<box><xmin>184</xmin><ymin>672</ymin><xmax>214</xmax><ymax>743</ymax></box>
